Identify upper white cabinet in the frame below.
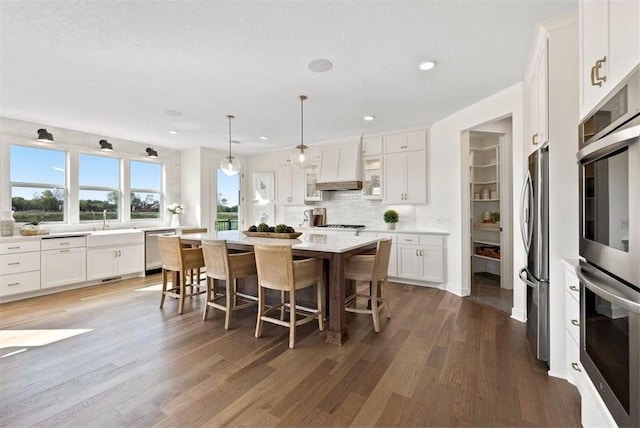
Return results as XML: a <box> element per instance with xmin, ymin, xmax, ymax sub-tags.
<box><xmin>276</xmin><ymin>148</ymin><xmax>305</xmax><ymax>205</ymax></box>
<box><xmin>304</xmin><ymin>161</ymin><xmax>322</xmax><ymax>201</ymax></box>
<box><xmin>580</xmin><ymin>0</ymin><xmax>640</xmax><ymax>118</ymax></box>
<box><xmin>383</xmin><ymin>130</ymin><xmax>427</xmax><ymax>153</ymax></box>
<box><xmin>361</xmin><ymin>154</ymin><xmax>383</xmax><ymax>200</ymax></box>
<box><xmin>525</xmin><ymin>34</ymin><xmax>549</xmax><ymax>152</ymax></box>
<box><xmin>361</xmin><ymin>136</ymin><xmax>382</xmax><ymax>156</ymax></box>
<box><xmin>318</xmin><ymin>140</ymin><xmax>361</xmax><ymax>183</ymax></box>
<box><xmin>384</xmin><ymin>150</ymin><xmax>427</xmax><ymax>204</ymax></box>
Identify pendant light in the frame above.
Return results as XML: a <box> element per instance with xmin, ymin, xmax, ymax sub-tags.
<box><xmin>291</xmin><ymin>95</ymin><xmax>313</xmax><ymax>169</ymax></box>
<box><xmin>220</xmin><ymin>114</ymin><xmax>241</xmax><ymax>176</ymax></box>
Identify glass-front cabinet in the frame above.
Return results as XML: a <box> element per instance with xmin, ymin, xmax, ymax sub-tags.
<box><xmin>362</xmin><ymin>155</ymin><xmax>383</xmax><ymax>200</ymax></box>
<box><xmin>304</xmin><ymin>161</ymin><xmax>322</xmax><ymax>201</ymax></box>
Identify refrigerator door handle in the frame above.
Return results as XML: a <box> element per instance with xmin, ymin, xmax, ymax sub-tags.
<box><xmin>519</xmin><ymin>267</ymin><xmax>548</xmax><ymax>288</ymax></box>
<box><xmin>519</xmin><ymin>170</ymin><xmax>533</xmax><ymax>253</ymax></box>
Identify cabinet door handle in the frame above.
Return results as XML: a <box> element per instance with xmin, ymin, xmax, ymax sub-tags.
<box><xmin>590</xmin><ymin>56</ymin><xmax>607</xmax><ymax>87</ymax></box>
<box><xmin>415</xmin><ymin>249</ymin><xmax>419</xmax><ymax>256</ymax></box>
<box><xmin>571</xmin><ymin>362</ymin><xmax>581</xmax><ymax>372</ymax></box>
<box><xmin>7</xmin><ymin>282</ymin><xmax>20</xmax><ymax>286</ymax></box>
<box><xmin>59</xmin><ymin>242</ymin><xmax>70</xmax><ymax>246</ymax></box>
<box><xmin>531</xmin><ymin>133</ymin><xmax>538</xmax><ymax>145</ymax></box>
<box><xmin>7</xmin><ymin>246</ymin><xmax>20</xmax><ymax>249</ymax></box>
<box><xmin>571</xmin><ymin>319</ymin><xmax>580</xmax><ymax>326</ymax></box>
<box><xmin>419</xmin><ymin>249</ymin><xmax>424</xmax><ymax>256</ymax></box>
<box><xmin>114</xmin><ymin>250</ymin><xmax>118</xmax><ymax>257</ymax></box>
<box><xmin>8</xmin><ymin>262</ymin><xmax>20</xmax><ymax>266</ymax></box>
<box><xmin>569</xmin><ymin>285</ymin><xmax>579</xmax><ymax>292</ymax></box>
<box><xmin>118</xmin><ymin>250</ymin><xmax>122</xmax><ymax>257</ymax></box>
<box><xmin>60</xmin><ymin>249</ymin><xmax>70</xmax><ymax>253</ymax></box>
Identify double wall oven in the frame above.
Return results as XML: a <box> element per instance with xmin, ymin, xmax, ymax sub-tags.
<box><xmin>577</xmin><ymin>66</ymin><xmax>640</xmax><ymax>428</ymax></box>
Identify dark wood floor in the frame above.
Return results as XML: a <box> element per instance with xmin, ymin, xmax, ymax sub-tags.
<box><xmin>0</xmin><ymin>274</ymin><xmax>580</xmax><ymax>427</ymax></box>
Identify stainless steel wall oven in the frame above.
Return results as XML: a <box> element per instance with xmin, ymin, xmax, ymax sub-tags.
<box><xmin>577</xmin><ymin>66</ymin><xmax>640</xmax><ymax>428</ymax></box>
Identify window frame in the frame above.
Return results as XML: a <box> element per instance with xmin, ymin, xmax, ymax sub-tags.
<box><xmin>129</xmin><ymin>159</ymin><xmax>163</xmax><ymax>221</ymax></box>
<box><xmin>78</xmin><ymin>153</ymin><xmax>122</xmax><ymax>223</ymax></box>
<box><xmin>9</xmin><ymin>144</ymin><xmax>68</xmax><ymax>224</ymax></box>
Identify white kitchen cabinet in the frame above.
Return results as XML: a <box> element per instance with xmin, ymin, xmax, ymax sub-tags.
<box><xmin>304</xmin><ymin>161</ymin><xmax>323</xmax><ymax>201</ymax></box>
<box><xmin>361</xmin><ymin>154</ymin><xmax>383</xmax><ymax>200</ymax></box>
<box><xmin>383</xmin><ymin>130</ymin><xmax>426</xmax><ymax>153</ymax></box>
<box><xmin>276</xmin><ymin>163</ymin><xmax>304</xmax><ymax>205</ymax></box>
<box><xmin>41</xmin><ymin>236</ymin><xmax>87</xmax><ymax>289</ymax></box>
<box><xmin>579</xmin><ymin>0</ymin><xmax>640</xmax><ymax>119</ymax></box>
<box><xmin>357</xmin><ymin>231</ymin><xmax>397</xmax><ymax>277</ymax></box>
<box><xmin>525</xmin><ymin>34</ymin><xmax>549</xmax><ymax>151</ymax></box>
<box><xmin>383</xmin><ymin>151</ymin><xmax>427</xmax><ymax>204</ymax></box>
<box><xmin>395</xmin><ymin>234</ymin><xmax>445</xmax><ymax>283</ymax></box>
<box><xmin>317</xmin><ymin>140</ymin><xmax>361</xmax><ymax>184</ymax></box>
<box><xmin>86</xmin><ymin>231</ymin><xmax>144</xmax><ymax>281</ymax></box>
<box><xmin>0</xmin><ymin>240</ymin><xmax>41</xmax><ymax>297</ymax></box>
<box><xmin>361</xmin><ymin>136</ymin><xmax>382</xmax><ymax>156</ymax></box>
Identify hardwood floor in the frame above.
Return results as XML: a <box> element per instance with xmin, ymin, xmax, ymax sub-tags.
<box><xmin>468</xmin><ymin>272</ymin><xmax>513</xmax><ymax>314</ymax></box>
<box><xmin>0</xmin><ymin>274</ymin><xmax>580</xmax><ymax>427</ymax></box>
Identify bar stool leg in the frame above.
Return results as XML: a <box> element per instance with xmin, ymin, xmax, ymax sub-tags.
<box><xmin>289</xmin><ymin>288</ymin><xmax>296</xmax><ymax>349</ymax></box>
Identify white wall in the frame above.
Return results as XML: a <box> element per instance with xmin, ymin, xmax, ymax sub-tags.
<box><xmin>0</xmin><ymin>117</ymin><xmax>182</xmax><ymax>232</ymax></box>
<box><xmin>429</xmin><ymin>83</ymin><xmax>525</xmax><ymax>317</ymax></box>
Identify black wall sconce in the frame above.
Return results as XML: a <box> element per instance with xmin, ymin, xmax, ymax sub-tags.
<box><xmin>37</xmin><ymin>128</ymin><xmax>54</xmax><ymax>143</ymax></box>
<box><xmin>99</xmin><ymin>139</ymin><xmax>114</xmax><ymax>152</ymax></box>
<box><xmin>146</xmin><ymin>147</ymin><xmax>158</xmax><ymax>158</ymax></box>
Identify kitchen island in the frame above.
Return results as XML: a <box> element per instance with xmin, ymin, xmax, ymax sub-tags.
<box><xmin>178</xmin><ymin>230</ymin><xmax>380</xmax><ymax>345</ymax></box>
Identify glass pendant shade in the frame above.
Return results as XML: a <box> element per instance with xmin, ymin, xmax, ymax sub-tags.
<box><xmin>291</xmin><ymin>144</ymin><xmax>313</xmax><ymax>169</ymax></box>
<box><xmin>220</xmin><ymin>155</ymin><xmax>241</xmax><ymax>176</ymax></box>
<box><xmin>291</xmin><ymin>95</ymin><xmax>311</xmax><ymax>169</ymax></box>
<box><xmin>220</xmin><ymin>115</ymin><xmax>241</xmax><ymax>176</ymax></box>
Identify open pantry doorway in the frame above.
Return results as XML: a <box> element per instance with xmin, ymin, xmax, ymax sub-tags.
<box><xmin>461</xmin><ymin>117</ymin><xmax>513</xmax><ymax>314</ymax></box>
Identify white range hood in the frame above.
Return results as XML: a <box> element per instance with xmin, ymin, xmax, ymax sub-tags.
<box><xmin>316</xmin><ymin>138</ymin><xmax>362</xmax><ymax>191</ymax></box>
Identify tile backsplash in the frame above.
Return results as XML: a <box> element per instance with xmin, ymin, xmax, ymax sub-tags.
<box><xmin>277</xmin><ymin>191</ymin><xmax>417</xmax><ymax>228</ymax></box>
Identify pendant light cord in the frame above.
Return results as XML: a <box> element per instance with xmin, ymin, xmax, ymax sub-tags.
<box><xmin>299</xmin><ymin>95</ymin><xmax>307</xmax><ymax>155</ymax></box>
<box><xmin>227</xmin><ymin>115</ymin><xmax>234</xmax><ymax>159</ymax></box>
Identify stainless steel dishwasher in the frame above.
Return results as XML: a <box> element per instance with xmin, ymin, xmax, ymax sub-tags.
<box><xmin>144</xmin><ymin>229</ymin><xmax>176</xmax><ymax>273</ymax></box>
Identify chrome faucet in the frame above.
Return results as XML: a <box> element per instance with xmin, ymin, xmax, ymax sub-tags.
<box><xmin>102</xmin><ymin>209</ymin><xmax>109</xmax><ymax>230</ymax></box>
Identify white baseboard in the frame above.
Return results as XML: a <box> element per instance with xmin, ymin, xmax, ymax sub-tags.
<box><xmin>511</xmin><ymin>307</ymin><xmax>526</xmax><ymax>322</ymax></box>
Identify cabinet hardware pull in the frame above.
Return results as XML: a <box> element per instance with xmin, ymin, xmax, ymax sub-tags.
<box><xmin>571</xmin><ymin>319</ymin><xmax>580</xmax><ymax>326</ymax></box>
<box><xmin>114</xmin><ymin>251</ymin><xmax>118</xmax><ymax>257</ymax></box>
<box><xmin>571</xmin><ymin>362</ymin><xmax>581</xmax><ymax>372</ymax></box>
<box><xmin>60</xmin><ymin>249</ymin><xmax>70</xmax><ymax>253</ymax></box>
<box><xmin>59</xmin><ymin>242</ymin><xmax>70</xmax><ymax>246</ymax></box>
<box><xmin>590</xmin><ymin>56</ymin><xmax>607</xmax><ymax>87</ymax></box>
<box><xmin>420</xmin><ymin>249</ymin><xmax>424</xmax><ymax>256</ymax></box>
<box><xmin>7</xmin><ymin>282</ymin><xmax>20</xmax><ymax>286</ymax></box>
<box><xmin>532</xmin><ymin>133</ymin><xmax>538</xmax><ymax>145</ymax></box>
<box><xmin>7</xmin><ymin>246</ymin><xmax>20</xmax><ymax>249</ymax></box>
<box><xmin>569</xmin><ymin>285</ymin><xmax>579</xmax><ymax>292</ymax></box>
<box><xmin>415</xmin><ymin>249</ymin><xmax>419</xmax><ymax>256</ymax></box>
<box><xmin>8</xmin><ymin>262</ymin><xmax>20</xmax><ymax>266</ymax></box>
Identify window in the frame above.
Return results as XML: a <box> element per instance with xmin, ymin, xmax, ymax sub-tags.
<box><xmin>130</xmin><ymin>160</ymin><xmax>162</xmax><ymax>219</ymax></box>
<box><xmin>10</xmin><ymin>145</ymin><xmax>66</xmax><ymax>223</ymax></box>
<box><xmin>216</xmin><ymin>170</ymin><xmax>239</xmax><ymax>230</ymax></box>
<box><xmin>79</xmin><ymin>154</ymin><xmax>120</xmax><ymax>221</ymax></box>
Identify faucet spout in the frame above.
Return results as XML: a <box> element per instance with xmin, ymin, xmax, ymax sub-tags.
<box><xmin>102</xmin><ymin>210</ymin><xmax>109</xmax><ymax>230</ymax></box>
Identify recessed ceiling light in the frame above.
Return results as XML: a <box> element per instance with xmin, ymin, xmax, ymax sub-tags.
<box><xmin>259</xmin><ymin>136</ymin><xmax>268</xmax><ymax>140</ymax></box>
<box><xmin>165</xmin><ymin>109</ymin><xmax>182</xmax><ymax>117</ymax></box>
<box><xmin>419</xmin><ymin>61</ymin><xmax>436</xmax><ymax>71</ymax></box>
<box><xmin>364</xmin><ymin>115</ymin><xmax>375</xmax><ymax>121</ymax></box>
<box><xmin>308</xmin><ymin>58</ymin><xmax>333</xmax><ymax>73</ymax></box>
<box><xmin>168</xmin><ymin>130</ymin><xmax>179</xmax><ymax>135</ymax></box>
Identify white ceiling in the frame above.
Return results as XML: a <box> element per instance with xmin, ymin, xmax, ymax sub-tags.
<box><xmin>0</xmin><ymin>0</ymin><xmax>577</xmax><ymax>155</ymax></box>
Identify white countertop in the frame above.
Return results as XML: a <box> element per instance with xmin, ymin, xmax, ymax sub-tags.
<box><xmin>180</xmin><ymin>230</ymin><xmax>380</xmax><ymax>253</ymax></box>
<box><xmin>299</xmin><ymin>225</ymin><xmax>449</xmax><ymax>235</ymax></box>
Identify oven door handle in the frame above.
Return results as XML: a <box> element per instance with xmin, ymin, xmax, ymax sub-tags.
<box><xmin>576</xmin><ymin>266</ymin><xmax>640</xmax><ymax>314</ymax></box>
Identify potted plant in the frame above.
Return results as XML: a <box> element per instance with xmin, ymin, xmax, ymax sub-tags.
<box><xmin>383</xmin><ymin>209</ymin><xmax>399</xmax><ymax>230</ymax></box>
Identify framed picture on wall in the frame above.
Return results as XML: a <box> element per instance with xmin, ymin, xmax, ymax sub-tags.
<box><xmin>253</xmin><ymin>172</ymin><xmax>275</xmax><ymax>202</ymax></box>
<box><xmin>253</xmin><ymin>203</ymin><xmax>275</xmax><ymax>225</ymax></box>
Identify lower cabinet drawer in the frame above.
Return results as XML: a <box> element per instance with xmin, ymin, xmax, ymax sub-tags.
<box><xmin>566</xmin><ymin>292</ymin><xmax>580</xmax><ymax>344</ymax></box>
<box><xmin>0</xmin><ymin>271</ymin><xmax>41</xmax><ymax>297</ymax></box>
<box><xmin>565</xmin><ymin>332</ymin><xmax>583</xmax><ymax>388</ymax></box>
<box><xmin>0</xmin><ymin>252</ymin><xmax>40</xmax><ymax>275</ymax></box>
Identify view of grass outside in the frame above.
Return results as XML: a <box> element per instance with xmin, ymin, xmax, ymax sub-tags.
<box><xmin>216</xmin><ymin>171</ymin><xmax>239</xmax><ymax>230</ymax></box>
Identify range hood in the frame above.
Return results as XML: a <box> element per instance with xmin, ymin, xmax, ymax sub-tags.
<box><xmin>316</xmin><ymin>180</ymin><xmax>362</xmax><ymax>191</ymax></box>
<box><xmin>315</xmin><ymin>137</ymin><xmax>363</xmax><ymax>191</ymax></box>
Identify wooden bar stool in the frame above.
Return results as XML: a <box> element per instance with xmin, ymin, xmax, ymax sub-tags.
<box><xmin>344</xmin><ymin>238</ymin><xmax>393</xmax><ymax>332</ymax></box>
<box><xmin>201</xmin><ymin>240</ymin><xmax>258</xmax><ymax>329</ymax></box>
<box><xmin>253</xmin><ymin>244</ymin><xmax>324</xmax><ymax>349</ymax></box>
<box><xmin>181</xmin><ymin>227</ymin><xmax>209</xmax><ymax>287</ymax></box>
<box><xmin>158</xmin><ymin>235</ymin><xmax>206</xmax><ymax>314</ymax></box>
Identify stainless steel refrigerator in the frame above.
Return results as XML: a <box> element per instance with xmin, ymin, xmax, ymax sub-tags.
<box><xmin>519</xmin><ymin>145</ymin><xmax>550</xmax><ymax>364</ymax></box>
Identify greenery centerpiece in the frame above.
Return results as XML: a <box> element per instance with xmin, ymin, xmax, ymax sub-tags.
<box><xmin>383</xmin><ymin>209</ymin><xmax>399</xmax><ymax>229</ymax></box>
